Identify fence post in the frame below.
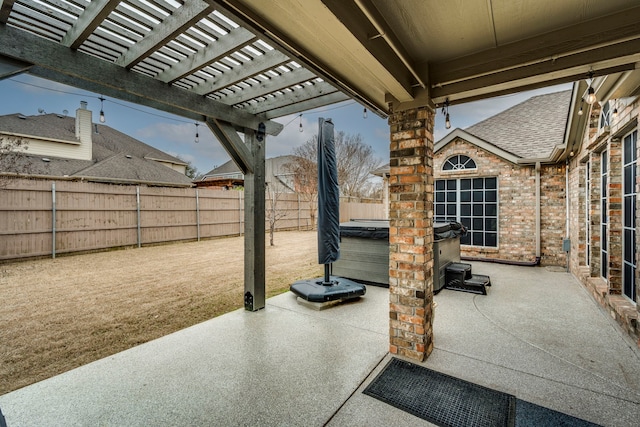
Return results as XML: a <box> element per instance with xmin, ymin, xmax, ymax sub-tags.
<box><xmin>297</xmin><ymin>193</ymin><xmax>301</xmax><ymax>231</ymax></box>
<box><xmin>196</xmin><ymin>188</ymin><xmax>201</xmax><ymax>242</ymax></box>
<box><xmin>136</xmin><ymin>186</ymin><xmax>141</xmax><ymax>248</ymax></box>
<box><xmin>51</xmin><ymin>182</ymin><xmax>56</xmax><ymax>259</ymax></box>
<box><xmin>239</xmin><ymin>190</ymin><xmax>243</xmax><ymax>236</ymax></box>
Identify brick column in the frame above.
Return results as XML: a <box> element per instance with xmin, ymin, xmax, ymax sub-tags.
<box><xmin>388</xmin><ymin>105</ymin><xmax>435</xmax><ymax>361</ymax></box>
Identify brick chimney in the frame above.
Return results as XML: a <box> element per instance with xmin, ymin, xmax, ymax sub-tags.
<box><xmin>75</xmin><ymin>101</ymin><xmax>93</xmax><ymax>160</ymax></box>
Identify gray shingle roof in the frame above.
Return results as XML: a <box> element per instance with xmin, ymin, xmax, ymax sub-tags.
<box><xmin>464</xmin><ymin>90</ymin><xmax>572</xmax><ymax>159</ymax></box>
<box><xmin>203</xmin><ymin>159</ymin><xmax>240</xmax><ymax>177</ymax></box>
<box><xmin>0</xmin><ymin>113</ymin><xmax>192</xmax><ymax>186</ymax></box>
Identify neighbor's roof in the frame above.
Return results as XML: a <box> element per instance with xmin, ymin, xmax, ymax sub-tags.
<box><xmin>464</xmin><ymin>90</ymin><xmax>572</xmax><ymax>159</ymax></box>
<box><xmin>202</xmin><ymin>155</ymin><xmax>297</xmax><ymax>178</ymax></box>
<box><xmin>0</xmin><ymin>113</ymin><xmax>193</xmax><ymax>186</ymax></box>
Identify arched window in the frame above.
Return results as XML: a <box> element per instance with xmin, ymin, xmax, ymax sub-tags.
<box><xmin>443</xmin><ymin>154</ymin><xmax>476</xmax><ymax>171</ymax></box>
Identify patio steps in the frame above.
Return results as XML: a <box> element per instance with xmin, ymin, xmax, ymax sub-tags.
<box><xmin>444</xmin><ymin>262</ymin><xmax>491</xmax><ymax>295</ymax></box>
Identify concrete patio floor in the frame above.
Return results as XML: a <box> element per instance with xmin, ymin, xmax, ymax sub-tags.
<box><xmin>1</xmin><ymin>262</ymin><xmax>639</xmax><ymax>426</ymax></box>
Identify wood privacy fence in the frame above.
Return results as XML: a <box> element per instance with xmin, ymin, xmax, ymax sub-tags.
<box><xmin>0</xmin><ymin>178</ymin><xmax>385</xmax><ymax>261</ymax></box>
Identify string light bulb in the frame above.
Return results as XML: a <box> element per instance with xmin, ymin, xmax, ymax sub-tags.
<box><xmin>99</xmin><ymin>96</ymin><xmax>106</xmax><ymax>123</ymax></box>
<box><xmin>298</xmin><ymin>114</ymin><xmax>303</xmax><ymax>132</ymax></box>
<box><xmin>612</xmin><ymin>100</ymin><xmax>618</xmax><ymax>119</ymax></box>
<box><xmin>585</xmin><ymin>71</ymin><xmax>596</xmax><ymax>105</ymax></box>
<box><xmin>194</xmin><ymin>123</ymin><xmax>199</xmax><ymax>143</ymax></box>
<box><xmin>363</xmin><ymin>107</ymin><xmax>368</xmax><ymax>119</ymax></box>
<box><xmin>578</xmin><ymin>103</ymin><xmax>583</xmax><ymax>116</ymax></box>
<box><xmin>442</xmin><ymin>99</ymin><xmax>451</xmax><ymax>129</ymax></box>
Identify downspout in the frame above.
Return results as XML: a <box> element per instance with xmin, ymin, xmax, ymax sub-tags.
<box><xmin>535</xmin><ymin>162</ymin><xmax>541</xmax><ymax>264</ymax></box>
<box><xmin>565</xmin><ymin>158</ymin><xmax>570</xmax><ymax>272</ymax></box>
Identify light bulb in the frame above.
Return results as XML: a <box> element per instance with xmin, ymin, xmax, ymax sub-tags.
<box><xmin>578</xmin><ymin>105</ymin><xmax>583</xmax><ymax>116</ymax></box>
<box><xmin>612</xmin><ymin>108</ymin><xmax>618</xmax><ymax>119</ymax></box>
<box><xmin>363</xmin><ymin>107</ymin><xmax>368</xmax><ymax>119</ymax></box>
<box><xmin>299</xmin><ymin>122</ymin><xmax>303</xmax><ymax>132</ymax></box>
<box><xmin>586</xmin><ymin>87</ymin><xmax>596</xmax><ymax>105</ymax></box>
<box><xmin>195</xmin><ymin>132</ymin><xmax>199</xmax><ymax>143</ymax></box>
<box><xmin>445</xmin><ymin>113</ymin><xmax>451</xmax><ymax>129</ymax></box>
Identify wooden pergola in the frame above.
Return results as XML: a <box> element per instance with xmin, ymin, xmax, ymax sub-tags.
<box><xmin>2</xmin><ymin>0</ymin><xmax>640</xmax><ymax>358</ymax></box>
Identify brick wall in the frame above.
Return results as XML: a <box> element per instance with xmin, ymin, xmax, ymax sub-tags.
<box><xmin>568</xmin><ymin>98</ymin><xmax>639</xmax><ymax>348</ymax></box>
<box><xmin>540</xmin><ymin>164</ymin><xmax>568</xmax><ymax>266</ymax></box>
<box><xmin>435</xmin><ymin>138</ymin><xmax>566</xmax><ymax>266</ymax></box>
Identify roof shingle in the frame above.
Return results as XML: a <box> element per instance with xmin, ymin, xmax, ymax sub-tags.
<box><xmin>465</xmin><ymin>90</ymin><xmax>572</xmax><ymax>159</ymax></box>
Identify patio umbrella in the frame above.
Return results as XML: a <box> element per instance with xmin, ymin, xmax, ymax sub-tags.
<box><xmin>288</xmin><ymin>118</ymin><xmax>366</xmax><ymax>303</ymax></box>
<box><xmin>317</xmin><ymin>118</ymin><xmax>340</xmax><ymax>283</ymax></box>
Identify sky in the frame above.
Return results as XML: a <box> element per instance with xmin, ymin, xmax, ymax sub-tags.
<box><xmin>0</xmin><ymin>74</ymin><xmax>572</xmax><ymax>175</ymax></box>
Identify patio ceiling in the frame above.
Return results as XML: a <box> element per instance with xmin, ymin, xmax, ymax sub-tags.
<box><xmin>2</xmin><ymin>1</ymin><xmax>640</xmax><ymax>129</ymax></box>
<box><xmin>224</xmin><ymin>0</ymin><xmax>640</xmax><ymax>110</ymax></box>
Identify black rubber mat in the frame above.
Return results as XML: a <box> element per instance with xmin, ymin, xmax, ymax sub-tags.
<box><xmin>515</xmin><ymin>399</ymin><xmax>601</xmax><ymax>427</ymax></box>
<box><xmin>364</xmin><ymin>358</ymin><xmax>515</xmax><ymax>427</ymax></box>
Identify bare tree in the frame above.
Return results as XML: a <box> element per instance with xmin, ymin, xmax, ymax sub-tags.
<box><xmin>283</xmin><ymin>153</ymin><xmax>318</xmax><ymax>229</ymax></box>
<box><xmin>0</xmin><ymin>135</ymin><xmax>30</xmax><ymax>188</ymax></box>
<box><xmin>265</xmin><ymin>181</ymin><xmax>290</xmax><ymax>246</ymax></box>
<box><xmin>286</xmin><ymin>131</ymin><xmax>384</xmax><ymax>201</ymax></box>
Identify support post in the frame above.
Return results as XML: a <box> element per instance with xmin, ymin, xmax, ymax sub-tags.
<box><xmin>136</xmin><ymin>186</ymin><xmax>141</xmax><ymax>248</ymax></box>
<box><xmin>388</xmin><ymin>104</ymin><xmax>435</xmax><ymax>361</ymax></box>
<box><xmin>206</xmin><ymin>118</ymin><xmax>266</xmax><ymax>311</ymax></box>
<box><xmin>196</xmin><ymin>188</ymin><xmax>201</xmax><ymax>242</ymax></box>
<box><xmin>51</xmin><ymin>182</ymin><xmax>56</xmax><ymax>259</ymax></box>
<box><xmin>243</xmin><ymin>128</ymin><xmax>266</xmax><ymax>311</ymax></box>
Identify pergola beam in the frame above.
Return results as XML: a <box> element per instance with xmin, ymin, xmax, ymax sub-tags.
<box><xmin>0</xmin><ymin>56</ymin><xmax>31</xmax><ymax>80</ymax></box>
<box><xmin>157</xmin><ymin>26</ymin><xmax>256</xmax><ymax>83</ymax></box>
<box><xmin>0</xmin><ymin>24</ymin><xmax>282</xmax><ymax>135</ymax></box>
<box><xmin>0</xmin><ymin>0</ymin><xmax>15</xmax><ymax>24</ymax></box>
<box><xmin>263</xmin><ymin>91</ymin><xmax>350</xmax><ymax>119</ymax></box>
<box><xmin>219</xmin><ymin>67</ymin><xmax>316</xmax><ymax>105</ymax></box>
<box><xmin>61</xmin><ymin>0</ymin><xmax>118</xmax><ymax>49</ymax></box>
<box><xmin>320</xmin><ymin>0</ymin><xmax>416</xmax><ymax>95</ymax></box>
<box><xmin>115</xmin><ymin>0</ymin><xmax>215</xmax><ymax>68</ymax></box>
<box><xmin>206</xmin><ymin>118</ymin><xmax>253</xmax><ymax>174</ymax></box>
<box><xmin>242</xmin><ymin>81</ymin><xmax>340</xmax><ymax>114</ymax></box>
<box><xmin>194</xmin><ymin>49</ymin><xmax>290</xmax><ymax>95</ymax></box>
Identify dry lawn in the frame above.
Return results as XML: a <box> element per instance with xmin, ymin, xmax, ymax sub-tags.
<box><xmin>0</xmin><ymin>231</ymin><xmax>320</xmax><ymax>396</ymax></box>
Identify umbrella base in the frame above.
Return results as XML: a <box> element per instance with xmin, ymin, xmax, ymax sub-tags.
<box><xmin>290</xmin><ymin>276</ymin><xmax>366</xmax><ymax>303</ymax></box>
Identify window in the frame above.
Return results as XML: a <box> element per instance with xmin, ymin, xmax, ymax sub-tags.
<box><xmin>601</xmin><ymin>150</ymin><xmax>608</xmax><ymax>279</ymax></box>
<box><xmin>600</xmin><ymin>102</ymin><xmax>610</xmax><ymax>129</ymax></box>
<box><xmin>443</xmin><ymin>155</ymin><xmax>477</xmax><ymax>171</ymax></box>
<box><xmin>435</xmin><ymin>177</ymin><xmax>498</xmax><ymax>247</ymax></box>
<box><xmin>585</xmin><ymin>160</ymin><xmax>591</xmax><ymax>266</ymax></box>
<box><xmin>623</xmin><ymin>130</ymin><xmax>637</xmax><ymax>301</ymax></box>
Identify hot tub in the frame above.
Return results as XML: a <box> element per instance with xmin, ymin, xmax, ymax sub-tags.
<box><xmin>332</xmin><ymin>219</ymin><xmax>389</xmax><ymax>286</ymax></box>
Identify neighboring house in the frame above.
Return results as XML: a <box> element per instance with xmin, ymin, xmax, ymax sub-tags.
<box><xmin>196</xmin><ymin>155</ymin><xmax>298</xmax><ymax>191</ymax></box>
<box><xmin>378</xmin><ymin>82</ymin><xmax>639</xmax><ymax>344</ymax></box>
<box><xmin>0</xmin><ymin>101</ymin><xmax>193</xmax><ymax>187</ymax></box>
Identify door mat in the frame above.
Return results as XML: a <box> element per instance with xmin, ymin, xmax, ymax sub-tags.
<box><xmin>363</xmin><ymin>358</ymin><xmax>601</xmax><ymax>427</ymax></box>
<box><xmin>363</xmin><ymin>358</ymin><xmax>515</xmax><ymax>426</ymax></box>
<box><xmin>515</xmin><ymin>399</ymin><xmax>601</xmax><ymax>427</ymax></box>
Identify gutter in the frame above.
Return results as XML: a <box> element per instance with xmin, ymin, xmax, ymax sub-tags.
<box><xmin>354</xmin><ymin>0</ymin><xmax>427</xmax><ymax>90</ymax></box>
